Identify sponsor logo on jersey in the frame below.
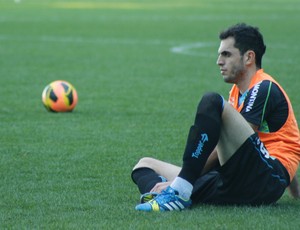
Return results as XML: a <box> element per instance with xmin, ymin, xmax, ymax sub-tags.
<box><xmin>245</xmin><ymin>82</ymin><xmax>262</xmax><ymax>112</ymax></box>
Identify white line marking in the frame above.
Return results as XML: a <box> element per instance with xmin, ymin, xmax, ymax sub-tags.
<box><xmin>0</xmin><ymin>34</ymin><xmax>176</xmax><ymax>46</ymax></box>
<box><xmin>170</xmin><ymin>42</ymin><xmax>216</xmax><ymax>57</ymax></box>
<box><xmin>170</xmin><ymin>42</ymin><xmax>299</xmax><ymax>64</ymax></box>
<box><xmin>0</xmin><ymin>34</ymin><xmax>297</xmax><ymax>64</ymax></box>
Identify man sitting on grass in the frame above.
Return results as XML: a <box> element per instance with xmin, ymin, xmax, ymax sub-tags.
<box><xmin>131</xmin><ymin>23</ymin><xmax>300</xmax><ymax>212</ymax></box>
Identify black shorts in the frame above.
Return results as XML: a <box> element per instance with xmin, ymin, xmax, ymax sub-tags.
<box><xmin>191</xmin><ymin>133</ymin><xmax>290</xmax><ymax>206</ymax></box>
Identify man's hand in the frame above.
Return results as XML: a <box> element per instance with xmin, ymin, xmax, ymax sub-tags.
<box><xmin>150</xmin><ymin>181</ymin><xmax>172</xmax><ymax>193</ymax></box>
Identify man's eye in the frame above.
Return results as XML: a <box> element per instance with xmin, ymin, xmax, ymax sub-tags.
<box><xmin>223</xmin><ymin>52</ymin><xmax>231</xmax><ymax>57</ymax></box>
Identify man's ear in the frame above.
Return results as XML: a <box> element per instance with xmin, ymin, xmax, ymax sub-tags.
<box><xmin>244</xmin><ymin>50</ymin><xmax>256</xmax><ymax>65</ymax></box>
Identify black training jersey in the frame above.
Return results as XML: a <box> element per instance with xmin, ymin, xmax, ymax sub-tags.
<box><xmin>240</xmin><ymin>80</ymin><xmax>288</xmax><ymax>133</ymax></box>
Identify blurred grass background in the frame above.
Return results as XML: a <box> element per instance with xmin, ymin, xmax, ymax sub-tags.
<box><xmin>0</xmin><ymin>0</ymin><xmax>300</xmax><ymax>229</ymax></box>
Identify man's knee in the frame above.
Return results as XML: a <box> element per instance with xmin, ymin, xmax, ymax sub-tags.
<box><xmin>198</xmin><ymin>92</ymin><xmax>224</xmax><ymax>113</ymax></box>
<box><xmin>132</xmin><ymin>157</ymin><xmax>156</xmax><ymax>171</ymax></box>
<box><xmin>195</xmin><ymin>92</ymin><xmax>224</xmax><ymax>123</ymax></box>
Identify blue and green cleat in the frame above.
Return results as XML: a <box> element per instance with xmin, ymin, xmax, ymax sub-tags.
<box><xmin>140</xmin><ymin>192</ymin><xmax>159</xmax><ymax>203</ymax></box>
<box><xmin>135</xmin><ymin>186</ymin><xmax>192</xmax><ymax>212</ymax></box>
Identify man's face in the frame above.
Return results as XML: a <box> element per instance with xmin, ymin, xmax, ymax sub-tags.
<box><xmin>216</xmin><ymin>37</ymin><xmax>246</xmax><ymax>84</ymax></box>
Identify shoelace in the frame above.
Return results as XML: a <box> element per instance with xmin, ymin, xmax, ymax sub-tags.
<box><xmin>155</xmin><ymin>187</ymin><xmax>177</xmax><ymax>203</ymax></box>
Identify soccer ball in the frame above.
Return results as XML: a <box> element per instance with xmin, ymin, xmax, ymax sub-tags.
<box><xmin>42</xmin><ymin>80</ymin><xmax>78</xmax><ymax>112</ymax></box>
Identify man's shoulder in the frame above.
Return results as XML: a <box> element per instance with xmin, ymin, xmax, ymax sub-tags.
<box><xmin>248</xmin><ymin>80</ymin><xmax>283</xmax><ymax>99</ymax></box>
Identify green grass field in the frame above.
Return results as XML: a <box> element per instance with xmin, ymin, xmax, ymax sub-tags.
<box><xmin>1</xmin><ymin>0</ymin><xmax>300</xmax><ymax>229</ymax></box>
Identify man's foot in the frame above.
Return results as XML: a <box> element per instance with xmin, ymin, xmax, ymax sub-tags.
<box><xmin>140</xmin><ymin>192</ymin><xmax>159</xmax><ymax>203</ymax></box>
<box><xmin>139</xmin><ymin>175</ymin><xmax>167</xmax><ymax>203</ymax></box>
<box><xmin>135</xmin><ymin>186</ymin><xmax>192</xmax><ymax>212</ymax></box>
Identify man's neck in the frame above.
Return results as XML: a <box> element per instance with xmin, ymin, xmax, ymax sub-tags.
<box><xmin>237</xmin><ymin>67</ymin><xmax>260</xmax><ymax>94</ymax></box>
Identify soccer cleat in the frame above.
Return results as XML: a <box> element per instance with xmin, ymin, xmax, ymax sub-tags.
<box><xmin>140</xmin><ymin>192</ymin><xmax>159</xmax><ymax>203</ymax></box>
<box><xmin>135</xmin><ymin>186</ymin><xmax>192</xmax><ymax>212</ymax></box>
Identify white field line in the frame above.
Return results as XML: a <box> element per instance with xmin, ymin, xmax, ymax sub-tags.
<box><xmin>170</xmin><ymin>42</ymin><xmax>298</xmax><ymax>64</ymax></box>
<box><xmin>0</xmin><ymin>34</ymin><xmax>176</xmax><ymax>46</ymax></box>
<box><xmin>0</xmin><ymin>34</ymin><xmax>215</xmax><ymax>57</ymax></box>
<box><xmin>170</xmin><ymin>42</ymin><xmax>216</xmax><ymax>57</ymax></box>
<box><xmin>0</xmin><ymin>34</ymin><xmax>297</xmax><ymax>63</ymax></box>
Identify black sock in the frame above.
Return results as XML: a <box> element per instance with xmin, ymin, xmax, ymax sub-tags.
<box><xmin>131</xmin><ymin>168</ymin><xmax>165</xmax><ymax>194</ymax></box>
<box><xmin>178</xmin><ymin>93</ymin><xmax>223</xmax><ymax>184</ymax></box>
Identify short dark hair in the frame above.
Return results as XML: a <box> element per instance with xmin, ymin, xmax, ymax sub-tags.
<box><xmin>219</xmin><ymin>23</ymin><xmax>266</xmax><ymax>68</ymax></box>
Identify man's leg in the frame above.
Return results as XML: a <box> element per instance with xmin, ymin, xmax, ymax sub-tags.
<box><xmin>136</xmin><ymin>92</ymin><xmax>255</xmax><ymax>212</ymax></box>
<box><xmin>172</xmin><ymin>94</ymin><xmax>255</xmax><ymax>196</ymax></box>
<box><xmin>132</xmin><ymin>157</ymin><xmax>181</xmax><ymax>182</ymax></box>
<box><xmin>131</xmin><ymin>157</ymin><xmax>181</xmax><ymax>194</ymax></box>
<box><xmin>217</xmin><ymin>99</ymin><xmax>255</xmax><ymax>165</ymax></box>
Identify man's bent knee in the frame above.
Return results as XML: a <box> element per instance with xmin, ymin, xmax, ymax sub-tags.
<box><xmin>198</xmin><ymin>93</ymin><xmax>224</xmax><ymax>113</ymax></box>
<box><xmin>195</xmin><ymin>92</ymin><xmax>224</xmax><ymax>125</ymax></box>
<box><xmin>132</xmin><ymin>157</ymin><xmax>181</xmax><ymax>181</ymax></box>
<box><xmin>132</xmin><ymin>157</ymin><xmax>157</xmax><ymax>171</ymax></box>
